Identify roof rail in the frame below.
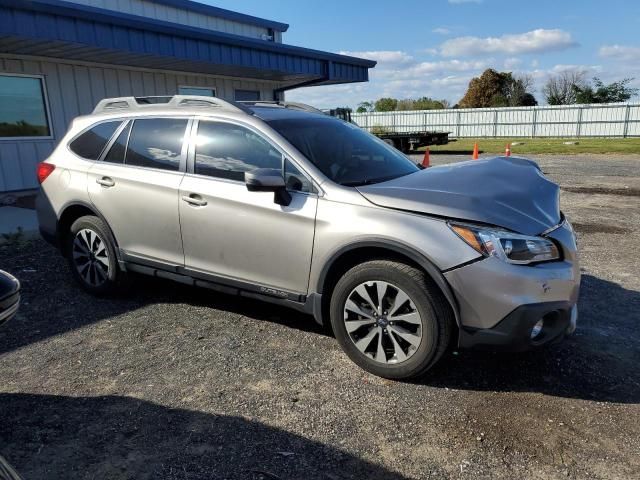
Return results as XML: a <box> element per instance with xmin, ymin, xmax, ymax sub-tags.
<box><xmin>237</xmin><ymin>100</ymin><xmax>324</xmax><ymax>115</ymax></box>
<box><xmin>92</xmin><ymin>95</ymin><xmax>252</xmax><ymax>115</ymax></box>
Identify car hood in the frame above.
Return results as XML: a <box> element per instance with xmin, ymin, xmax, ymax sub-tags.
<box><xmin>356</xmin><ymin>156</ymin><xmax>560</xmax><ymax>236</ymax></box>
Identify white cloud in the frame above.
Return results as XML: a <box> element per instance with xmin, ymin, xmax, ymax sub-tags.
<box><xmin>439</xmin><ymin>29</ymin><xmax>577</xmax><ymax>57</ymax></box>
<box><xmin>549</xmin><ymin>64</ymin><xmax>601</xmax><ymax>74</ymax></box>
<box><xmin>503</xmin><ymin>57</ymin><xmax>522</xmax><ymax>69</ymax></box>
<box><xmin>412</xmin><ymin>59</ymin><xmax>489</xmax><ymax>74</ymax></box>
<box><xmin>432</xmin><ymin>27</ymin><xmax>451</xmax><ymax>35</ymax></box>
<box><xmin>286</xmin><ymin>51</ymin><xmax>489</xmax><ymax>109</ymax></box>
<box><xmin>599</xmin><ymin>45</ymin><xmax>640</xmax><ymax>62</ymax></box>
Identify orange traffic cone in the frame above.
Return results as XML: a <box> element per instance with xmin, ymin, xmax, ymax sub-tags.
<box><xmin>422</xmin><ymin>147</ymin><xmax>430</xmax><ymax>168</ymax></box>
<box><xmin>472</xmin><ymin>143</ymin><xmax>479</xmax><ymax>160</ymax></box>
<box><xmin>505</xmin><ymin>143</ymin><xmax>511</xmax><ymax>157</ymax></box>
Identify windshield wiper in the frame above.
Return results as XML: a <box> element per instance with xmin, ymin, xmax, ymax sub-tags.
<box><xmin>340</xmin><ymin>173</ymin><xmax>412</xmax><ymax>187</ymax></box>
<box><xmin>340</xmin><ymin>179</ymin><xmax>379</xmax><ymax>187</ymax></box>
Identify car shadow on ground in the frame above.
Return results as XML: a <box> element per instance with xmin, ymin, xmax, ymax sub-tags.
<box><xmin>421</xmin><ymin>274</ymin><xmax>640</xmax><ymax>404</ymax></box>
<box><xmin>0</xmin><ymin>392</ymin><xmax>406</xmax><ymax>480</ymax></box>
<box><xmin>0</xmin><ymin>243</ymin><xmax>327</xmax><ymax>357</ymax></box>
<box><xmin>2</xmin><ymin>239</ymin><xmax>638</xmax><ymax>405</ymax></box>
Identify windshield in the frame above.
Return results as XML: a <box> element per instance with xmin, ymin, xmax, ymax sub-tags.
<box><xmin>266</xmin><ymin>116</ymin><xmax>419</xmax><ymax>186</ymax></box>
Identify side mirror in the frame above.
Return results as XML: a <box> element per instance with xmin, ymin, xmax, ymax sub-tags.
<box><xmin>245</xmin><ymin>168</ymin><xmax>291</xmax><ymax>206</ymax></box>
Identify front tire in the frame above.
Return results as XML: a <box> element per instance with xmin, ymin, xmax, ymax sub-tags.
<box><xmin>65</xmin><ymin>215</ymin><xmax>122</xmax><ymax>295</ymax></box>
<box><xmin>330</xmin><ymin>260</ymin><xmax>453</xmax><ymax>380</ymax></box>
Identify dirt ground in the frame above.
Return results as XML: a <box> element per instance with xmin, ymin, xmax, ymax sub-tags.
<box><xmin>1</xmin><ymin>154</ymin><xmax>639</xmax><ymax>480</ymax></box>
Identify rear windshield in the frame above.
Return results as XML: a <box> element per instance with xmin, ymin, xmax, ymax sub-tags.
<box><xmin>266</xmin><ymin>116</ymin><xmax>419</xmax><ymax>186</ymax></box>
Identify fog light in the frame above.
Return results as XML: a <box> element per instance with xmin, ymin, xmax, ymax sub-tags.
<box><xmin>531</xmin><ymin>319</ymin><xmax>544</xmax><ymax>339</ymax></box>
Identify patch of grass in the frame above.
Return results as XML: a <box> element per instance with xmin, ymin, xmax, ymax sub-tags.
<box><xmin>424</xmin><ymin>138</ymin><xmax>640</xmax><ymax>155</ymax></box>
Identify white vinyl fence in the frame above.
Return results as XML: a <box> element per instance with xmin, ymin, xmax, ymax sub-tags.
<box><xmin>352</xmin><ymin>103</ymin><xmax>640</xmax><ymax>138</ymax></box>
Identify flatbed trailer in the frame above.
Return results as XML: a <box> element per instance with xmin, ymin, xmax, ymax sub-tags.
<box><xmin>327</xmin><ymin>108</ymin><xmax>450</xmax><ymax>153</ymax></box>
<box><xmin>376</xmin><ymin>131</ymin><xmax>449</xmax><ymax>153</ymax></box>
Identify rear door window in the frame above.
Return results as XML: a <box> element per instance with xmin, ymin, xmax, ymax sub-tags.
<box><xmin>69</xmin><ymin>121</ymin><xmax>121</xmax><ymax>160</ymax></box>
<box><xmin>125</xmin><ymin>118</ymin><xmax>188</xmax><ymax>171</ymax></box>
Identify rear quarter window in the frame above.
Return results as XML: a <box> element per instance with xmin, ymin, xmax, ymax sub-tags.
<box><xmin>69</xmin><ymin>121</ymin><xmax>122</xmax><ymax>160</ymax></box>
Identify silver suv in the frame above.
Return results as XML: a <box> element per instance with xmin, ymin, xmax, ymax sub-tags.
<box><xmin>37</xmin><ymin>96</ymin><xmax>580</xmax><ymax>379</ymax></box>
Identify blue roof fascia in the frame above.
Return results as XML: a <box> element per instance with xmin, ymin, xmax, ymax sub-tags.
<box><xmin>148</xmin><ymin>0</ymin><xmax>289</xmax><ymax>32</ymax></box>
<box><xmin>2</xmin><ymin>0</ymin><xmax>376</xmax><ymax>69</ymax></box>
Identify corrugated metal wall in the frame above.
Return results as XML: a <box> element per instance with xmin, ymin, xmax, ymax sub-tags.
<box><xmin>69</xmin><ymin>0</ymin><xmax>277</xmax><ymax>41</ymax></box>
<box><xmin>0</xmin><ymin>55</ymin><xmax>282</xmax><ymax>192</ymax></box>
<box><xmin>353</xmin><ymin>104</ymin><xmax>640</xmax><ymax>138</ymax></box>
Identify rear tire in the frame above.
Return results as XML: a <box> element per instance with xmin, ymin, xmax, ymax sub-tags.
<box><xmin>65</xmin><ymin>215</ymin><xmax>123</xmax><ymax>295</ymax></box>
<box><xmin>330</xmin><ymin>260</ymin><xmax>453</xmax><ymax>380</ymax></box>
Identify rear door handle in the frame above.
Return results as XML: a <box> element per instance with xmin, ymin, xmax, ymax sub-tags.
<box><xmin>181</xmin><ymin>194</ymin><xmax>207</xmax><ymax>207</ymax></box>
<box><xmin>96</xmin><ymin>177</ymin><xmax>115</xmax><ymax>188</ymax></box>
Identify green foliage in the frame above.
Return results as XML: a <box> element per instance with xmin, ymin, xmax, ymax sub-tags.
<box><xmin>520</xmin><ymin>93</ymin><xmax>538</xmax><ymax>107</ymax></box>
<box><xmin>572</xmin><ymin>77</ymin><xmax>638</xmax><ymax>104</ymax></box>
<box><xmin>395</xmin><ymin>99</ymin><xmax>416</xmax><ymax>111</ymax></box>
<box><xmin>369</xmin><ymin>96</ymin><xmax>446</xmax><ymax>112</ymax></box>
<box><xmin>356</xmin><ymin>101</ymin><xmax>374</xmax><ymax>113</ymax></box>
<box><xmin>413</xmin><ymin>97</ymin><xmax>446</xmax><ymax>110</ymax></box>
<box><xmin>374</xmin><ymin>98</ymin><xmax>398</xmax><ymax>112</ymax></box>
<box><xmin>458</xmin><ymin>69</ymin><xmax>537</xmax><ymax>108</ymax></box>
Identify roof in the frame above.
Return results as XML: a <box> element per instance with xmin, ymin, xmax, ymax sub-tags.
<box><xmin>250</xmin><ymin>105</ymin><xmax>332</xmax><ymax>121</ymax></box>
<box><xmin>147</xmin><ymin>0</ymin><xmax>290</xmax><ymax>32</ymax></box>
<box><xmin>0</xmin><ymin>0</ymin><xmax>376</xmax><ymax>87</ymax></box>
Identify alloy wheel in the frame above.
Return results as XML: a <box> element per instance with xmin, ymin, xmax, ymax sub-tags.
<box><xmin>72</xmin><ymin>228</ymin><xmax>110</xmax><ymax>287</ymax></box>
<box><xmin>343</xmin><ymin>281</ymin><xmax>423</xmax><ymax>364</ymax></box>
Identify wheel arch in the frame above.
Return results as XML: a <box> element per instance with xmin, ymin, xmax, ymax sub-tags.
<box><xmin>315</xmin><ymin>240</ymin><xmax>461</xmax><ymax>328</ymax></box>
<box><xmin>57</xmin><ymin>201</ymin><xmax>121</xmax><ymax>260</ymax></box>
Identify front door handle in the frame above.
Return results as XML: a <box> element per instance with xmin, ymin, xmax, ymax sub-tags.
<box><xmin>96</xmin><ymin>177</ymin><xmax>115</xmax><ymax>188</ymax></box>
<box><xmin>181</xmin><ymin>194</ymin><xmax>208</xmax><ymax>207</ymax></box>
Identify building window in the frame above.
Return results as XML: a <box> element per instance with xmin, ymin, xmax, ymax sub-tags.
<box><xmin>178</xmin><ymin>86</ymin><xmax>216</xmax><ymax>97</ymax></box>
<box><xmin>0</xmin><ymin>74</ymin><xmax>51</xmax><ymax>138</ymax></box>
<box><xmin>235</xmin><ymin>90</ymin><xmax>261</xmax><ymax>101</ymax></box>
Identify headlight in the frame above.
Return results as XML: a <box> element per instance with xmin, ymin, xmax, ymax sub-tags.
<box><xmin>449</xmin><ymin>222</ymin><xmax>560</xmax><ymax>265</ymax></box>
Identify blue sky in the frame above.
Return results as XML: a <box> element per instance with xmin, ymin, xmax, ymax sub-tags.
<box><xmin>206</xmin><ymin>0</ymin><xmax>640</xmax><ymax>108</ymax></box>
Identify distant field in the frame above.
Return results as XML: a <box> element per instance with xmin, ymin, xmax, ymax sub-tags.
<box><xmin>423</xmin><ymin>138</ymin><xmax>640</xmax><ymax>155</ymax></box>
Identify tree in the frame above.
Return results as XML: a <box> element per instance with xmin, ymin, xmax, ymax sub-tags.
<box><xmin>542</xmin><ymin>70</ymin><xmax>586</xmax><ymax>105</ymax></box>
<box><xmin>395</xmin><ymin>99</ymin><xmax>416</xmax><ymax>111</ymax></box>
<box><xmin>413</xmin><ymin>97</ymin><xmax>445</xmax><ymax>110</ymax></box>
<box><xmin>458</xmin><ymin>69</ymin><xmax>505</xmax><ymax>108</ymax></box>
<box><xmin>505</xmin><ymin>74</ymin><xmax>538</xmax><ymax>107</ymax></box>
<box><xmin>458</xmin><ymin>69</ymin><xmax>537</xmax><ymax>108</ymax></box>
<box><xmin>356</xmin><ymin>101</ymin><xmax>374</xmax><ymax>113</ymax></box>
<box><xmin>572</xmin><ymin>77</ymin><xmax>638</xmax><ymax>104</ymax></box>
<box><xmin>368</xmin><ymin>96</ymin><xmax>448</xmax><ymax>112</ymax></box>
<box><xmin>374</xmin><ymin>97</ymin><xmax>398</xmax><ymax>112</ymax></box>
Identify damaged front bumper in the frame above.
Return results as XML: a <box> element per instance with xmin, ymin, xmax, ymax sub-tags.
<box><xmin>445</xmin><ymin>219</ymin><xmax>580</xmax><ymax>351</ymax></box>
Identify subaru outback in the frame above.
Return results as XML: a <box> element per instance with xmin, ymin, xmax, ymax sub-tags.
<box><xmin>36</xmin><ymin>96</ymin><xmax>580</xmax><ymax>379</ymax></box>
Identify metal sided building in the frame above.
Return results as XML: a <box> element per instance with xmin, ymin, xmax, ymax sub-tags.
<box><xmin>0</xmin><ymin>0</ymin><xmax>375</xmax><ymax>193</ymax></box>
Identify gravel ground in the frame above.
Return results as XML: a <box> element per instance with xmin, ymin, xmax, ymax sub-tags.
<box><xmin>1</xmin><ymin>154</ymin><xmax>639</xmax><ymax>480</ymax></box>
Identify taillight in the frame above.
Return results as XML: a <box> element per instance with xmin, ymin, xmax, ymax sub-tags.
<box><xmin>37</xmin><ymin>162</ymin><xmax>55</xmax><ymax>184</ymax></box>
